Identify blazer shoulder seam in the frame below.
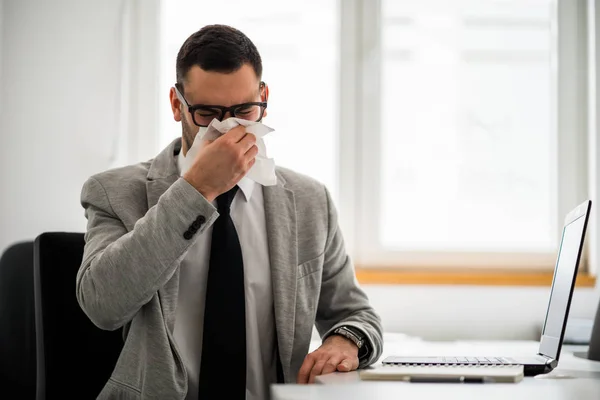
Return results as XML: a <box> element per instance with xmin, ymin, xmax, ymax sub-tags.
<box><xmin>88</xmin><ymin>176</ymin><xmax>119</xmax><ymax>219</ymax></box>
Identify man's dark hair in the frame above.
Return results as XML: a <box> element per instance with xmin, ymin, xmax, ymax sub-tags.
<box><xmin>176</xmin><ymin>24</ymin><xmax>263</xmax><ymax>85</ymax></box>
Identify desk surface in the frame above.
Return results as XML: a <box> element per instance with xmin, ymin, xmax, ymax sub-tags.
<box><xmin>271</xmin><ymin>334</ymin><xmax>600</xmax><ymax>400</ymax></box>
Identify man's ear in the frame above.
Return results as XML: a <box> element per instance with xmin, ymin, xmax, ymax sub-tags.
<box><xmin>169</xmin><ymin>87</ymin><xmax>182</xmax><ymax>122</ymax></box>
<box><xmin>262</xmin><ymin>83</ymin><xmax>269</xmax><ymax>118</ymax></box>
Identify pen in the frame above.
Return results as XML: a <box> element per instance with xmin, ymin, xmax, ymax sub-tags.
<box><xmin>407</xmin><ymin>376</ymin><xmax>493</xmax><ymax>383</ymax></box>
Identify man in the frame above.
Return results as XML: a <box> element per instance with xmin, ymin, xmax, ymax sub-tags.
<box><xmin>76</xmin><ymin>24</ymin><xmax>383</xmax><ymax>400</ymax></box>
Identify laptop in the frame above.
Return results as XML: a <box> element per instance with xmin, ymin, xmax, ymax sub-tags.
<box><xmin>381</xmin><ymin>199</ymin><xmax>592</xmax><ymax>377</ymax></box>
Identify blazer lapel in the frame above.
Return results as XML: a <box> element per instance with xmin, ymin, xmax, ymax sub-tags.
<box><xmin>146</xmin><ymin>138</ymin><xmax>182</xmax><ymax>210</ymax></box>
<box><xmin>263</xmin><ymin>171</ymin><xmax>297</xmax><ymax>382</ymax></box>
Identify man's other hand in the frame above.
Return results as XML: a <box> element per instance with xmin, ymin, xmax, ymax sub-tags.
<box><xmin>296</xmin><ymin>335</ymin><xmax>359</xmax><ymax>384</ymax></box>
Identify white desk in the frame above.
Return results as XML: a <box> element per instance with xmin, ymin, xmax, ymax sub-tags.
<box><xmin>271</xmin><ymin>334</ymin><xmax>600</xmax><ymax>400</ymax></box>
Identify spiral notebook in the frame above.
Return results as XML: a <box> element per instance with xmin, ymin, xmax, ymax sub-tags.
<box><xmin>359</xmin><ymin>364</ymin><xmax>524</xmax><ymax>383</ymax></box>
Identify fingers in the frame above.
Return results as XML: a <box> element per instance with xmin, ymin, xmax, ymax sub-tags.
<box><xmin>238</xmin><ymin>132</ymin><xmax>257</xmax><ymax>152</ymax></box>
<box><xmin>309</xmin><ymin>355</ymin><xmax>345</xmax><ymax>384</ymax></box>
<box><xmin>297</xmin><ymin>353</ymin><xmax>316</xmax><ymax>384</ymax></box>
<box><xmin>336</xmin><ymin>357</ymin><xmax>359</xmax><ymax>372</ymax></box>
<box><xmin>297</xmin><ymin>351</ymin><xmax>359</xmax><ymax>384</ymax></box>
<box><xmin>240</xmin><ymin>146</ymin><xmax>257</xmax><ymax>175</ymax></box>
<box><xmin>308</xmin><ymin>359</ymin><xmax>327</xmax><ymax>384</ymax></box>
<box><xmin>233</xmin><ymin>145</ymin><xmax>257</xmax><ymax>178</ymax></box>
<box><xmin>245</xmin><ymin>157</ymin><xmax>256</xmax><ymax>171</ymax></box>
<box><xmin>222</xmin><ymin>125</ymin><xmax>247</xmax><ymax>142</ymax></box>
<box><xmin>245</xmin><ymin>144</ymin><xmax>258</xmax><ymax>158</ymax></box>
<box><xmin>320</xmin><ymin>355</ymin><xmax>344</xmax><ymax>377</ymax></box>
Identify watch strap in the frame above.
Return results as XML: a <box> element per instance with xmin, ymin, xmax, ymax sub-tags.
<box><xmin>332</xmin><ymin>325</ymin><xmax>371</xmax><ymax>361</ymax></box>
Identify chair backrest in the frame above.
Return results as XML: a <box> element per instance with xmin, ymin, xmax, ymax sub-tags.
<box><xmin>0</xmin><ymin>241</ymin><xmax>36</xmax><ymax>399</ymax></box>
<box><xmin>589</xmin><ymin>297</ymin><xmax>600</xmax><ymax>361</ymax></box>
<box><xmin>33</xmin><ymin>232</ymin><xmax>123</xmax><ymax>399</ymax></box>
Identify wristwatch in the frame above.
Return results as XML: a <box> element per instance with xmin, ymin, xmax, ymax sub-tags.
<box><xmin>332</xmin><ymin>326</ymin><xmax>370</xmax><ymax>361</ymax></box>
<box><xmin>333</xmin><ymin>326</ymin><xmax>365</xmax><ymax>349</ymax></box>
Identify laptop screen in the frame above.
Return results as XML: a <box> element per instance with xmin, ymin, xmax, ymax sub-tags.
<box><xmin>539</xmin><ymin>204</ymin><xmax>590</xmax><ymax>360</ymax></box>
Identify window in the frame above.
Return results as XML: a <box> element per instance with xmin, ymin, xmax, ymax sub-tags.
<box><xmin>159</xmin><ymin>0</ymin><xmax>339</xmax><ymax>201</ymax></box>
<box><xmin>159</xmin><ymin>0</ymin><xmax>588</xmax><ymax>271</ymax></box>
<box><xmin>381</xmin><ymin>0</ymin><xmax>555</xmax><ymax>253</ymax></box>
<box><xmin>354</xmin><ymin>0</ymin><xmax>587</xmax><ymax>269</ymax></box>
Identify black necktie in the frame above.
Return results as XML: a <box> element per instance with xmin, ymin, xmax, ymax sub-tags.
<box><xmin>198</xmin><ymin>186</ymin><xmax>246</xmax><ymax>398</ymax></box>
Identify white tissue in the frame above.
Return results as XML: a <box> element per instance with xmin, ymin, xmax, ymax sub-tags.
<box><xmin>181</xmin><ymin>117</ymin><xmax>277</xmax><ymax>186</ymax></box>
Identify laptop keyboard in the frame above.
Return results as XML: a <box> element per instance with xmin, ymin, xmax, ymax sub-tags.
<box><xmin>446</xmin><ymin>357</ymin><xmax>517</xmax><ymax>365</ymax></box>
<box><xmin>383</xmin><ymin>356</ymin><xmax>519</xmax><ymax>366</ymax></box>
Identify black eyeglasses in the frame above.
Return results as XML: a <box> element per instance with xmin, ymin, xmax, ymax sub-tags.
<box><xmin>174</xmin><ymin>82</ymin><xmax>268</xmax><ymax>127</ymax></box>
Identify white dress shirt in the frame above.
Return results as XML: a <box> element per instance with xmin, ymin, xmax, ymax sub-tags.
<box><xmin>173</xmin><ymin>150</ymin><xmax>278</xmax><ymax>400</ymax></box>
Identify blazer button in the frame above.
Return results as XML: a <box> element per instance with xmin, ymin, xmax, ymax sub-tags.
<box><xmin>183</xmin><ymin>230</ymin><xmax>193</xmax><ymax>240</ymax></box>
<box><xmin>192</xmin><ymin>215</ymin><xmax>206</xmax><ymax>230</ymax></box>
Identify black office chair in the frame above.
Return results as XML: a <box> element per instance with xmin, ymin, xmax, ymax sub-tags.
<box><xmin>33</xmin><ymin>232</ymin><xmax>123</xmax><ymax>400</ymax></box>
<box><xmin>0</xmin><ymin>241</ymin><xmax>37</xmax><ymax>399</ymax></box>
<box><xmin>589</xmin><ymin>297</ymin><xmax>600</xmax><ymax>361</ymax></box>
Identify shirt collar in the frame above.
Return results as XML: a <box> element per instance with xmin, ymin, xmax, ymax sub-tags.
<box><xmin>176</xmin><ymin>148</ymin><xmax>255</xmax><ymax>202</ymax></box>
<box><xmin>236</xmin><ymin>177</ymin><xmax>255</xmax><ymax>202</ymax></box>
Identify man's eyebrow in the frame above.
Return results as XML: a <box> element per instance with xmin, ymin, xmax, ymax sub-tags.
<box><xmin>187</xmin><ymin>90</ymin><xmax>261</xmax><ymax>107</ymax></box>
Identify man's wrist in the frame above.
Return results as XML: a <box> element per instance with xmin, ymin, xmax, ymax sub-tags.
<box><xmin>332</xmin><ymin>326</ymin><xmax>364</xmax><ymax>349</ymax></box>
<box><xmin>329</xmin><ymin>326</ymin><xmax>371</xmax><ymax>361</ymax></box>
<box><xmin>325</xmin><ymin>333</ymin><xmax>357</xmax><ymax>348</ymax></box>
<box><xmin>182</xmin><ymin>174</ymin><xmax>217</xmax><ymax>202</ymax></box>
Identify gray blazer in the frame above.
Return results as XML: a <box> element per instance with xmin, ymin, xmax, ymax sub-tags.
<box><xmin>76</xmin><ymin>138</ymin><xmax>383</xmax><ymax>399</ymax></box>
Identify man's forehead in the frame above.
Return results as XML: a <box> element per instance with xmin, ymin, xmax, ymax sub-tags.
<box><xmin>182</xmin><ymin>64</ymin><xmax>260</xmax><ymax>106</ymax></box>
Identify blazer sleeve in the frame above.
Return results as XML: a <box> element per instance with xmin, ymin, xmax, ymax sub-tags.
<box><xmin>313</xmin><ymin>185</ymin><xmax>384</xmax><ymax>368</ymax></box>
<box><xmin>76</xmin><ymin>176</ymin><xmax>218</xmax><ymax>331</ymax></box>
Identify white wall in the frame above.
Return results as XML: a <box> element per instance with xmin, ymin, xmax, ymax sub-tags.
<box><xmin>361</xmin><ymin>283</ymin><xmax>600</xmax><ymax>341</ymax></box>
<box><xmin>0</xmin><ymin>0</ymin><xmax>598</xmax><ymax>342</ymax></box>
<box><xmin>0</xmin><ymin>0</ymin><xmax>4</xmax><ymax>212</ymax></box>
<box><xmin>0</xmin><ymin>0</ymin><xmax>129</xmax><ymax>252</ymax></box>
<box><xmin>0</xmin><ymin>0</ymin><xmax>3</xmax><ymax>103</ymax></box>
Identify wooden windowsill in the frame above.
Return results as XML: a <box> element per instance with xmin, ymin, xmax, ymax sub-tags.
<box><xmin>355</xmin><ymin>268</ymin><xmax>597</xmax><ymax>287</ymax></box>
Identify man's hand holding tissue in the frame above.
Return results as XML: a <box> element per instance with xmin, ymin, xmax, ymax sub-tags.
<box><xmin>183</xmin><ymin>125</ymin><xmax>258</xmax><ymax>202</ymax></box>
<box><xmin>296</xmin><ymin>335</ymin><xmax>360</xmax><ymax>384</ymax></box>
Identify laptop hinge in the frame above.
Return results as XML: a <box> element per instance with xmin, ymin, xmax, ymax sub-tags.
<box><xmin>538</xmin><ymin>354</ymin><xmax>554</xmax><ymax>363</ymax></box>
